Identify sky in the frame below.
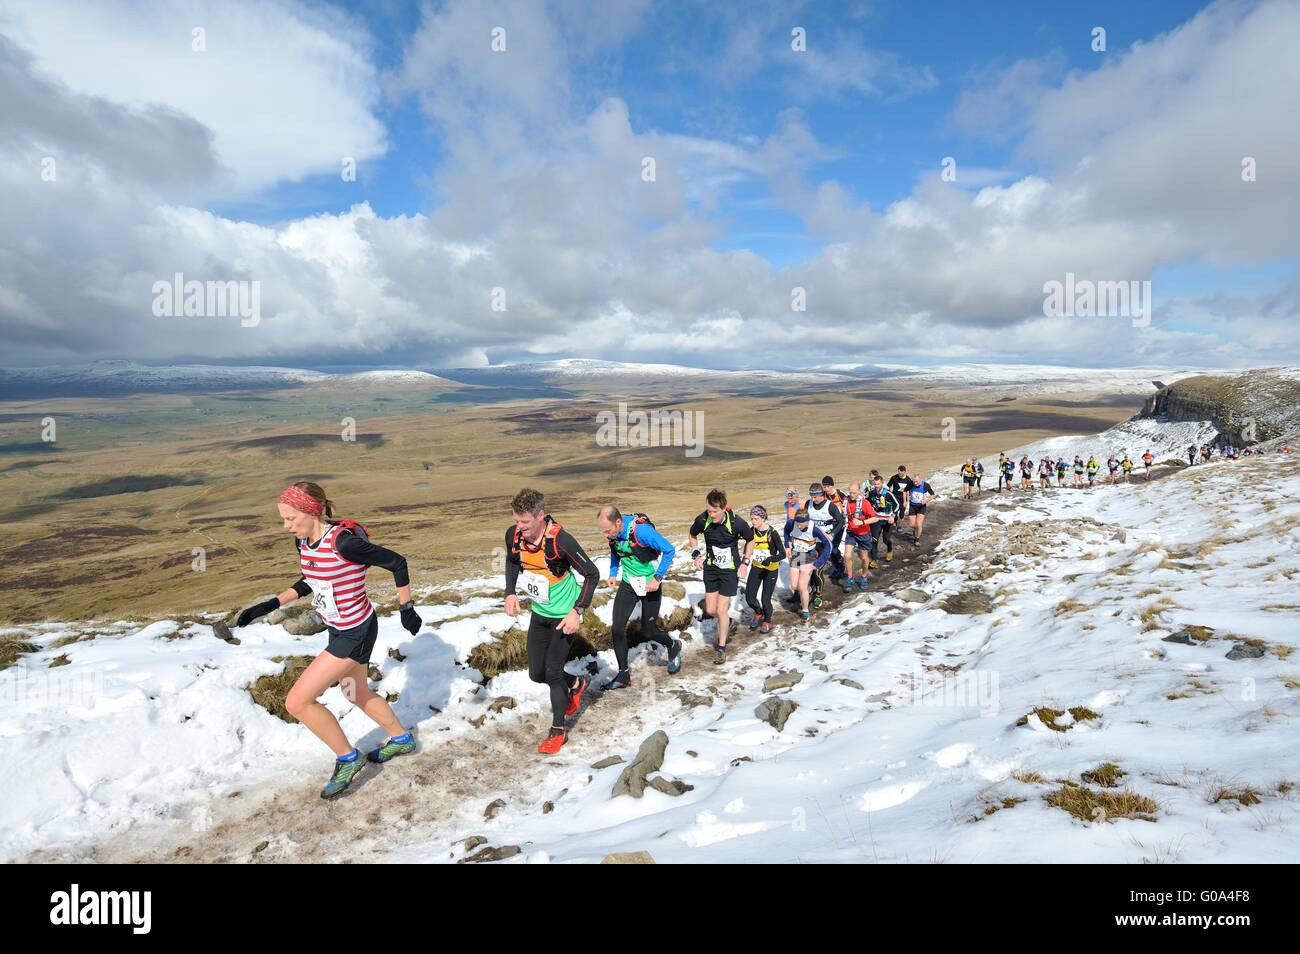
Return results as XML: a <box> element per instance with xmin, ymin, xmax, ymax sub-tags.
<box><xmin>1</xmin><ymin>0</ymin><xmax>1298</xmax><ymax>371</ymax></box>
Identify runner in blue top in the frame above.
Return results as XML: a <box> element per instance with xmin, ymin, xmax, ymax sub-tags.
<box><xmin>783</xmin><ymin>507</ymin><xmax>832</xmax><ymax>623</ymax></box>
<box><xmin>597</xmin><ymin>504</ymin><xmax>682</xmax><ymax>690</ymax></box>
<box><xmin>906</xmin><ymin>473</ymin><xmax>937</xmax><ymax>544</ymax></box>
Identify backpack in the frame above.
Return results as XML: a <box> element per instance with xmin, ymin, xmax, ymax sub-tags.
<box><xmin>611</xmin><ymin>513</ymin><xmax>659</xmax><ymax>561</ymax></box>
<box><xmin>511</xmin><ymin>518</ymin><xmax>568</xmax><ymax>575</ymax></box>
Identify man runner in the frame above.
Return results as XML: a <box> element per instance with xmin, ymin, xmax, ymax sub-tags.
<box><xmin>505</xmin><ymin>488</ymin><xmax>601</xmax><ymax>755</ymax></box>
<box><xmin>688</xmin><ymin>489</ymin><xmax>754</xmax><ymax>665</ymax></box>
<box><xmin>597</xmin><ymin>505</ymin><xmax>683</xmax><ymax>690</ymax></box>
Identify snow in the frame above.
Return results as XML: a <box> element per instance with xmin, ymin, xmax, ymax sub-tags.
<box><xmin>3</xmin><ymin>438</ymin><xmax>1299</xmax><ymax>863</ymax></box>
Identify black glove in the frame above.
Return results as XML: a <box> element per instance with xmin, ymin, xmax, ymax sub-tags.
<box><xmin>400</xmin><ymin>605</ymin><xmax>423</xmax><ymax>635</ymax></box>
<box><xmin>235</xmin><ymin>597</ymin><xmax>280</xmax><ymax>628</ymax></box>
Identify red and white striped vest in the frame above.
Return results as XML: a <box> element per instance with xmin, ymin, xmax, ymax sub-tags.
<box><xmin>297</xmin><ymin>523</ymin><xmax>374</xmax><ymax>630</ymax></box>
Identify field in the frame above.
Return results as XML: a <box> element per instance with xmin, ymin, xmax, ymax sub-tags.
<box><xmin>0</xmin><ymin>376</ymin><xmax>1140</xmax><ymax>624</ymax></box>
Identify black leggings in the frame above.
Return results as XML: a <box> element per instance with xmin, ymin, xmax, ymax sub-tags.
<box><xmin>527</xmin><ymin>613</ymin><xmax>577</xmax><ymax>727</ymax></box>
<box><xmin>745</xmin><ymin>566</ymin><xmax>779</xmax><ymax>620</ymax></box>
<box><xmin>871</xmin><ymin>520</ymin><xmax>893</xmax><ymax>558</ymax></box>
<box><xmin>610</xmin><ymin>580</ymin><xmax>673</xmax><ymax>672</ymax></box>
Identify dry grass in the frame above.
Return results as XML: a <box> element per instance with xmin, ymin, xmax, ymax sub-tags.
<box><xmin>1044</xmin><ymin>786</ymin><xmax>1159</xmax><ymax>823</ymax></box>
<box><xmin>1081</xmin><ymin>762</ymin><xmax>1127</xmax><ymax>788</ymax></box>
<box><xmin>0</xmin><ymin>635</ymin><xmax>39</xmax><ymax>670</ymax></box>
<box><xmin>1210</xmin><ymin>787</ymin><xmax>1262</xmax><ymax>807</ymax></box>
<box><xmin>1012</xmin><ymin>770</ymin><xmax>1047</xmax><ymax>784</ymax></box>
<box><xmin>247</xmin><ymin>655</ymin><xmax>316</xmax><ymax>722</ymax></box>
<box><xmin>1016</xmin><ymin>706</ymin><xmax>1101</xmax><ymax>732</ymax></box>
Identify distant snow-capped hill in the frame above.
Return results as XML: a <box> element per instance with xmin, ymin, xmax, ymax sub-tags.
<box><xmin>0</xmin><ymin>361</ymin><xmax>459</xmax><ymax>398</ymax></box>
<box><xmin>437</xmin><ymin>358</ymin><xmax>847</xmax><ymax>386</ymax></box>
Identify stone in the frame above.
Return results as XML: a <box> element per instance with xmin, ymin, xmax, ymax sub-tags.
<box><xmin>755</xmin><ymin>696</ymin><xmax>799</xmax><ymax>732</ymax></box>
<box><xmin>763</xmin><ymin>670</ymin><xmax>804</xmax><ymax>692</ymax></box>
<box><xmin>611</xmin><ymin>731</ymin><xmax>670</xmax><ymax>799</ymax></box>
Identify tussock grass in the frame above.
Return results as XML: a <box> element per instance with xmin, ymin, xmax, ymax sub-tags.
<box><xmin>1081</xmin><ymin>762</ymin><xmax>1127</xmax><ymax>788</ymax></box>
<box><xmin>1012</xmin><ymin>770</ymin><xmax>1047</xmax><ymax>784</ymax></box>
<box><xmin>1016</xmin><ymin>706</ymin><xmax>1100</xmax><ymax>732</ymax></box>
<box><xmin>247</xmin><ymin>655</ymin><xmax>316</xmax><ymax>722</ymax></box>
<box><xmin>1044</xmin><ymin>786</ymin><xmax>1158</xmax><ymax>823</ymax></box>
<box><xmin>0</xmin><ymin>635</ymin><xmax>39</xmax><ymax>670</ymax></box>
<box><xmin>1211</xmin><ymin>787</ymin><xmax>1262</xmax><ymax>807</ymax></box>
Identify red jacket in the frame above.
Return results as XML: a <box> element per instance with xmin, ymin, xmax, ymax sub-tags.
<box><xmin>843</xmin><ymin>496</ymin><xmax>878</xmax><ymax>535</ymax></box>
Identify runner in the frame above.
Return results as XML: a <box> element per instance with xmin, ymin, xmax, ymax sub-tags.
<box><xmin>1072</xmin><ymin>455</ymin><xmax>1085</xmax><ymax>487</ymax></box>
<box><xmin>688</xmin><ymin>489</ymin><xmax>754</xmax><ymax>665</ymax></box>
<box><xmin>504</xmin><ymin>488</ymin><xmax>601</xmax><ymax>755</ymax></box>
<box><xmin>783</xmin><ymin>507</ymin><xmax>831</xmax><ymax>623</ymax></box>
<box><xmin>233</xmin><ymin>482</ymin><xmax>424</xmax><ymax>799</ymax></box>
<box><xmin>820</xmin><ymin>476</ymin><xmax>849</xmax><ymax>581</ymax></box>
<box><xmin>999</xmin><ymin>456</ymin><xmax>1015</xmax><ymax>493</ymax></box>
<box><xmin>960</xmin><ymin>458</ymin><xmax>978</xmax><ymax>499</ymax></box>
<box><xmin>1107</xmin><ymin>454</ymin><xmax>1120</xmax><ymax>483</ymax></box>
<box><xmin>841</xmin><ymin>482</ymin><xmax>885</xmax><ymax>591</ymax></box>
<box><xmin>996</xmin><ymin>452</ymin><xmax>1009</xmax><ymax>492</ymax></box>
<box><xmin>1037</xmin><ymin>457</ymin><xmax>1052</xmax><ymax>488</ymax></box>
<box><xmin>1201</xmin><ymin>445</ymin><xmax>1211</xmax><ymax>464</ymax></box>
<box><xmin>1086</xmin><ymin>455</ymin><xmax>1100</xmax><ymax>487</ymax></box>
<box><xmin>1187</xmin><ymin>443</ymin><xmax>1198</xmax><ymax>467</ymax></box>
<box><xmin>1055</xmin><ymin>457</ymin><xmax>1068</xmax><ymax>487</ymax></box>
<box><xmin>1141</xmin><ymin>449</ymin><xmax>1155</xmax><ymax>479</ymax></box>
<box><xmin>973</xmin><ymin>458</ymin><xmax>984</xmax><ymax>494</ymax></box>
<box><xmin>805</xmin><ymin>482</ymin><xmax>847</xmax><ymax>583</ymax></box>
<box><xmin>1019</xmin><ymin>455</ymin><xmax>1033</xmax><ymax>491</ymax></box>
<box><xmin>889</xmin><ymin>466</ymin><xmax>916</xmax><ymax>514</ymax></box>
<box><xmin>742</xmin><ymin>505</ymin><xmax>786</xmax><ymax>634</ymax></box>
<box><xmin>597</xmin><ymin>505</ymin><xmax>682</xmax><ymax>691</ymax></box>
<box><xmin>867</xmin><ymin>473</ymin><xmax>900</xmax><ymax>565</ymax></box>
<box><xmin>1120</xmin><ymin>454</ymin><xmax>1134</xmax><ymax>482</ymax></box>
<box><xmin>907</xmin><ymin>473</ymin><xmax>937</xmax><ymax>544</ymax></box>
<box><xmin>784</xmin><ymin>485</ymin><xmax>802</xmax><ymax>521</ymax></box>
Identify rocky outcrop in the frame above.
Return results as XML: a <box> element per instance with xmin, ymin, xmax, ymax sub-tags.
<box><xmin>1139</xmin><ymin>371</ymin><xmax>1300</xmax><ymax>447</ymax></box>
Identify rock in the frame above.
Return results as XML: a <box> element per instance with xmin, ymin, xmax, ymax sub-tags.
<box><xmin>1111</xmin><ymin>528</ymin><xmax>1127</xmax><ymax>543</ymax></box>
<box><xmin>755</xmin><ymin>696</ymin><xmax>799</xmax><ymax>732</ymax></box>
<box><xmin>611</xmin><ymin>730</ymin><xmax>670</xmax><ymax>799</ymax></box>
<box><xmin>1225</xmin><ymin>642</ymin><xmax>1266</xmax><ymax>660</ymax></box>
<box><xmin>468</xmin><ymin>715</ymin><xmax>486</xmax><ymax>728</ymax></box>
<box><xmin>459</xmin><ymin>845</ymin><xmax>520</xmax><ymax>864</ymax></box>
<box><xmin>670</xmin><ymin>690</ymin><xmax>713</xmax><ymax>709</ymax></box>
<box><xmin>591</xmin><ymin>756</ymin><xmax>624</xmax><ymax>769</ymax></box>
<box><xmin>848</xmin><ymin>623</ymin><xmax>881</xmax><ymax>639</ymax></box>
<box><xmin>897</xmin><ymin>587</ymin><xmax>929</xmax><ymax>603</ymax></box>
<box><xmin>730</xmin><ymin>756</ymin><xmax>752</xmax><ymax>766</ymax></box>
<box><xmin>1163</xmin><ymin>632</ymin><xmax>1195</xmax><ymax>645</ymax></box>
<box><xmin>763</xmin><ymin>670</ymin><xmax>804</xmax><ymax>692</ymax></box>
<box><xmin>483</xmin><ymin>798</ymin><xmax>506</xmax><ymax>820</ymax></box>
<box><xmin>601</xmin><ymin>851</ymin><xmax>656</xmax><ymax>864</ymax></box>
<box><xmin>253</xmin><ymin>841</ymin><xmax>268</xmax><ymax>854</ymax></box>
<box><xmin>388</xmin><ymin>647</ymin><xmax>407</xmax><ymax>662</ymax></box>
<box><xmin>282</xmin><ymin>609</ymin><xmax>327</xmax><ymax>636</ymax></box>
<box><xmin>459</xmin><ymin>835</ymin><xmax>487</xmax><ymax>851</ymax></box>
<box><xmin>487</xmin><ymin>696</ymin><xmax>517</xmax><ymax>714</ymax></box>
<box><xmin>811</xmin><ymin>651</ymin><xmax>826</xmax><ymax>663</ymax></box>
<box><xmin>211</xmin><ymin>621</ymin><xmax>240</xmax><ymax>645</ymax></box>
<box><xmin>831</xmin><ymin>677</ymin><xmax>864</xmax><ymax>690</ymax></box>
<box><xmin>686</xmin><ymin>750</ymin><xmax>698</xmax><ymax>757</ymax></box>
<box><xmin>647</xmin><ymin>776</ymin><xmax>694</xmax><ymax>797</ymax></box>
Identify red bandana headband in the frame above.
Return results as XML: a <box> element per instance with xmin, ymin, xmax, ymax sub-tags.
<box><xmin>279</xmin><ymin>485</ymin><xmax>324</xmax><ymax>517</ymax></box>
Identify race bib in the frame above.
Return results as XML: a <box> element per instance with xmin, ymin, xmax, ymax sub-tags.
<box><xmin>793</xmin><ymin>538</ymin><xmax>814</xmax><ymax>554</ymax></box>
<box><xmin>625</xmin><ymin>573</ymin><xmax>648</xmax><ymax>597</ymax></box>
<box><xmin>519</xmin><ymin>571</ymin><xmax>549</xmax><ymax>601</ymax></box>
<box><xmin>710</xmin><ymin>545</ymin><xmax>735</xmax><ymax>570</ymax></box>
<box><xmin>752</xmin><ymin>546</ymin><xmax>771</xmax><ymax>563</ymax></box>
<box><xmin>910</xmin><ymin>489</ymin><xmax>926</xmax><ymax>504</ymax></box>
<box><xmin>309</xmin><ymin>580</ymin><xmax>339</xmax><ymax>623</ymax></box>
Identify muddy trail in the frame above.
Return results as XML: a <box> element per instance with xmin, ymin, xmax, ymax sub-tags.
<box><xmin>26</xmin><ymin>468</ymin><xmax>1184</xmax><ymax>863</ymax></box>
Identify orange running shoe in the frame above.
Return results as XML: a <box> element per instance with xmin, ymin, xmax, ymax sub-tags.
<box><xmin>537</xmin><ymin>726</ymin><xmax>567</xmax><ymax>755</ymax></box>
<box><xmin>564</xmin><ymin>675</ymin><xmax>589</xmax><ymax>717</ymax></box>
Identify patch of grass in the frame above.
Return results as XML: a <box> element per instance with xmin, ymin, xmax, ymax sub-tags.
<box><xmin>1017</xmin><ymin>706</ymin><xmax>1067</xmax><ymax>731</ymax></box>
<box><xmin>48</xmin><ymin>653</ymin><xmax>71</xmax><ymax>668</ymax></box>
<box><xmin>984</xmin><ymin>796</ymin><xmax>1025</xmax><ymax>816</ymax></box>
<box><xmin>466</xmin><ymin>628</ymin><xmax>528</xmax><ymax>680</ymax></box>
<box><xmin>1211</xmin><ymin>787</ymin><xmax>1262</xmax><ymax>807</ymax></box>
<box><xmin>1070</xmin><ymin>706</ymin><xmax>1100</xmax><ymax>723</ymax></box>
<box><xmin>0</xmin><ymin>635</ymin><xmax>40</xmax><ymax>669</ymax></box>
<box><xmin>1012</xmin><ymin>770</ymin><xmax>1047</xmax><ymax>784</ymax></box>
<box><xmin>1055</xmin><ymin>598</ymin><xmax>1094</xmax><ymax>616</ymax></box>
<box><xmin>1081</xmin><ymin>762</ymin><xmax>1127</xmax><ymax>787</ymax></box>
<box><xmin>1044</xmin><ymin>786</ymin><xmax>1159</xmax><ymax>823</ymax></box>
<box><xmin>1282</xmin><ymin>677</ymin><xmax>1300</xmax><ymax>690</ymax></box>
<box><xmin>247</xmin><ymin>655</ymin><xmax>316</xmax><ymax>722</ymax></box>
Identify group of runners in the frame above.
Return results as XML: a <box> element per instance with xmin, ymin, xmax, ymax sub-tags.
<box><xmin>233</xmin><ymin>470</ymin><xmax>940</xmax><ymax>792</ymax></box>
<box><xmin>959</xmin><ymin>449</ymin><xmax>1165</xmax><ymax>497</ymax></box>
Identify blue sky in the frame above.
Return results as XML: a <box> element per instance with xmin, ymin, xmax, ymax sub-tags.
<box><xmin>3</xmin><ymin>0</ymin><xmax>1299</xmax><ymax>369</ymax></box>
